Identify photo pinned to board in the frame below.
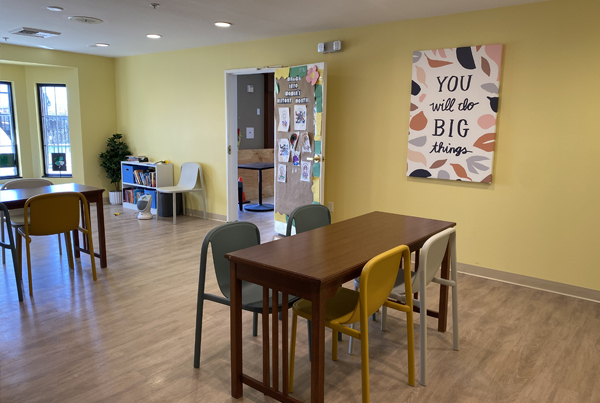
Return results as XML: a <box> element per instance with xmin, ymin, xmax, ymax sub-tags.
<box><xmin>292</xmin><ymin>151</ymin><xmax>300</xmax><ymax>172</ymax></box>
<box><xmin>300</xmin><ymin>132</ymin><xmax>311</xmax><ymax>153</ymax></box>
<box><xmin>290</xmin><ymin>132</ymin><xmax>299</xmax><ymax>150</ymax></box>
<box><xmin>301</xmin><ymin>161</ymin><xmax>311</xmax><ymax>182</ymax></box>
<box><xmin>278</xmin><ymin>107</ymin><xmax>290</xmax><ymax>132</ymax></box>
<box><xmin>294</xmin><ymin>105</ymin><xmax>307</xmax><ymax>131</ymax></box>
<box><xmin>277</xmin><ymin>164</ymin><xmax>287</xmax><ymax>183</ymax></box>
<box><xmin>278</xmin><ymin>138</ymin><xmax>290</xmax><ymax>162</ymax></box>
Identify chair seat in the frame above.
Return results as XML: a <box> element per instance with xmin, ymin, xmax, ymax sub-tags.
<box><xmin>157</xmin><ymin>185</ymin><xmax>203</xmax><ymax>193</ymax></box>
<box><xmin>294</xmin><ymin>287</ymin><xmax>359</xmax><ymax>324</ymax></box>
<box><xmin>8</xmin><ymin>213</ymin><xmax>26</xmax><ymax>227</ymax></box>
<box><xmin>390</xmin><ymin>268</ymin><xmax>418</xmax><ymax>295</ymax></box>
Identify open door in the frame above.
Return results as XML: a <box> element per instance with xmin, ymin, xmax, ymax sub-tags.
<box><xmin>273</xmin><ymin>63</ymin><xmax>326</xmax><ymax>235</ymax></box>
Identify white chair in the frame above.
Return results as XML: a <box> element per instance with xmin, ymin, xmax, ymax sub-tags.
<box><xmin>1</xmin><ymin>179</ymin><xmax>63</xmax><ymax>264</ymax></box>
<box><xmin>351</xmin><ymin>227</ymin><xmax>458</xmax><ymax>385</ymax></box>
<box><xmin>156</xmin><ymin>162</ymin><xmax>206</xmax><ymax>224</ymax></box>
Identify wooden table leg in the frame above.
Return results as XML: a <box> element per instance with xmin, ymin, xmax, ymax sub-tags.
<box><xmin>72</xmin><ymin>228</ymin><xmax>80</xmax><ymax>259</ymax></box>
<box><xmin>230</xmin><ymin>262</ymin><xmax>243</xmax><ymax>398</ymax></box>
<box><xmin>263</xmin><ymin>286</ymin><xmax>270</xmax><ymax>387</ymax></box>
<box><xmin>310</xmin><ymin>292</ymin><xmax>326</xmax><ymax>403</ymax></box>
<box><xmin>95</xmin><ymin>196</ymin><xmax>108</xmax><ymax>268</ymax></box>
<box><xmin>437</xmin><ymin>243</ymin><xmax>451</xmax><ymax>332</ymax></box>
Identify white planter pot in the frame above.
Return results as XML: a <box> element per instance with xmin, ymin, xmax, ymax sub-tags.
<box><xmin>109</xmin><ymin>190</ymin><xmax>123</xmax><ymax>205</ymax></box>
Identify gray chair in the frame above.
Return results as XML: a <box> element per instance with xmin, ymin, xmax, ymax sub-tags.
<box><xmin>193</xmin><ymin>221</ymin><xmax>298</xmax><ymax>368</ymax></box>
<box><xmin>285</xmin><ymin>203</ymin><xmax>331</xmax><ymax>236</ymax></box>
<box><xmin>0</xmin><ymin>203</ymin><xmax>22</xmax><ymax>302</ymax></box>
<box><xmin>1</xmin><ymin>179</ymin><xmax>63</xmax><ymax>264</ymax></box>
<box><xmin>285</xmin><ymin>203</ymin><xmax>337</xmax><ymax>353</ymax></box>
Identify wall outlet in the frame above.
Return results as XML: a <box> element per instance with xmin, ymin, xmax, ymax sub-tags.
<box><xmin>328</xmin><ymin>202</ymin><xmax>334</xmax><ymax>212</ymax></box>
<box><xmin>257</xmin><ymin>108</ymin><xmax>261</xmax><ymax>115</ymax></box>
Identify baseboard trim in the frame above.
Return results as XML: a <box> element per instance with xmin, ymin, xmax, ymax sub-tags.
<box><xmin>186</xmin><ymin>207</ymin><xmax>226</xmax><ymax>222</ymax></box>
<box><xmin>458</xmin><ymin>263</ymin><xmax>600</xmax><ymax>303</ymax></box>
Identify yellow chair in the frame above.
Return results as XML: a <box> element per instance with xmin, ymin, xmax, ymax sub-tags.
<box><xmin>17</xmin><ymin>192</ymin><xmax>97</xmax><ymax>297</ymax></box>
<box><xmin>289</xmin><ymin>245</ymin><xmax>415</xmax><ymax>402</ymax></box>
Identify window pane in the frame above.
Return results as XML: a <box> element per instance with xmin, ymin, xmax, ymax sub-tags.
<box><xmin>38</xmin><ymin>84</ymin><xmax>72</xmax><ymax>176</ymax></box>
<box><xmin>0</xmin><ymin>82</ymin><xmax>19</xmax><ymax>178</ymax></box>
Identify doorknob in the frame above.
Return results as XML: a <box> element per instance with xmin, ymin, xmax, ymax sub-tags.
<box><xmin>307</xmin><ymin>154</ymin><xmax>323</xmax><ymax>163</ymax></box>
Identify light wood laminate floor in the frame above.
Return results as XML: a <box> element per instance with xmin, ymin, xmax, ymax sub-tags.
<box><xmin>1</xmin><ymin>204</ymin><xmax>599</xmax><ymax>403</ymax></box>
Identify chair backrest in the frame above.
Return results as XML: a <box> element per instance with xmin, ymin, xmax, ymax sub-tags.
<box><xmin>201</xmin><ymin>221</ymin><xmax>260</xmax><ymax>299</ymax></box>
<box><xmin>177</xmin><ymin>162</ymin><xmax>203</xmax><ymax>189</ymax></box>
<box><xmin>344</xmin><ymin>244</ymin><xmax>411</xmax><ymax>324</ymax></box>
<box><xmin>396</xmin><ymin>227</ymin><xmax>455</xmax><ymax>293</ymax></box>
<box><xmin>1</xmin><ymin>178</ymin><xmax>53</xmax><ymax>190</ymax></box>
<box><xmin>23</xmin><ymin>192</ymin><xmax>83</xmax><ymax>236</ymax></box>
<box><xmin>285</xmin><ymin>204</ymin><xmax>331</xmax><ymax>236</ymax></box>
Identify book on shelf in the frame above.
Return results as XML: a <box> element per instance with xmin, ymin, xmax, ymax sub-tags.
<box><xmin>132</xmin><ymin>169</ymin><xmax>156</xmax><ymax>187</ymax></box>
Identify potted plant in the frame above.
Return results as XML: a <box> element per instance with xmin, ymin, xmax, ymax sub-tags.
<box><xmin>99</xmin><ymin>133</ymin><xmax>131</xmax><ymax>205</ymax></box>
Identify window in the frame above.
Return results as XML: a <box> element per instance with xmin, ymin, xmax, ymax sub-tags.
<box><xmin>0</xmin><ymin>82</ymin><xmax>20</xmax><ymax>178</ymax></box>
<box><xmin>38</xmin><ymin>84</ymin><xmax>72</xmax><ymax>176</ymax></box>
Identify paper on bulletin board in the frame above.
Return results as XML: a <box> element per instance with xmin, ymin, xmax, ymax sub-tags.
<box><xmin>277</xmin><ymin>164</ymin><xmax>287</xmax><ymax>183</ymax></box>
<box><xmin>294</xmin><ymin>105</ymin><xmax>307</xmax><ymax>131</ymax></box>
<box><xmin>301</xmin><ymin>161</ymin><xmax>311</xmax><ymax>182</ymax></box>
<box><xmin>278</xmin><ymin>107</ymin><xmax>290</xmax><ymax>132</ymax></box>
<box><xmin>278</xmin><ymin>138</ymin><xmax>290</xmax><ymax>162</ymax></box>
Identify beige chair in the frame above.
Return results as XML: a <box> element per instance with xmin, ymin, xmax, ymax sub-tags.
<box><xmin>18</xmin><ymin>192</ymin><xmax>97</xmax><ymax>297</ymax></box>
<box><xmin>1</xmin><ymin>179</ymin><xmax>63</xmax><ymax>264</ymax></box>
<box><xmin>156</xmin><ymin>162</ymin><xmax>206</xmax><ymax>224</ymax></box>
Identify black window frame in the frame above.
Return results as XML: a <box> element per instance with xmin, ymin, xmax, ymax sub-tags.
<box><xmin>37</xmin><ymin>83</ymin><xmax>72</xmax><ymax>178</ymax></box>
<box><xmin>0</xmin><ymin>81</ymin><xmax>21</xmax><ymax>179</ymax></box>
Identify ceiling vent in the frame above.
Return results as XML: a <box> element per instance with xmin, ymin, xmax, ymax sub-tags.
<box><xmin>68</xmin><ymin>16</ymin><xmax>103</xmax><ymax>24</ymax></box>
<box><xmin>9</xmin><ymin>27</ymin><xmax>61</xmax><ymax>38</ymax></box>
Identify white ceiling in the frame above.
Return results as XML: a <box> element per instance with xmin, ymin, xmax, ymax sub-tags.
<box><xmin>1</xmin><ymin>0</ymin><xmax>546</xmax><ymax>58</ymax></box>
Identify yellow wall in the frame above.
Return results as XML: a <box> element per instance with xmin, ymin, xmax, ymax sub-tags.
<box><xmin>0</xmin><ymin>46</ymin><xmax>117</xmax><ymax>190</ymax></box>
<box><xmin>115</xmin><ymin>0</ymin><xmax>600</xmax><ymax>291</ymax></box>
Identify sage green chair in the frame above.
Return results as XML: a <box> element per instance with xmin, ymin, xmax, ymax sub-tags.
<box><xmin>0</xmin><ymin>203</ymin><xmax>22</xmax><ymax>302</ymax></box>
<box><xmin>285</xmin><ymin>203</ymin><xmax>331</xmax><ymax>236</ymax></box>
<box><xmin>193</xmin><ymin>221</ymin><xmax>298</xmax><ymax>368</ymax></box>
<box><xmin>285</xmin><ymin>203</ymin><xmax>337</xmax><ymax>352</ymax></box>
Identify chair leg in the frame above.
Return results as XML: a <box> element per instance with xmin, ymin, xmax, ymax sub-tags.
<box><xmin>173</xmin><ymin>193</ymin><xmax>177</xmax><ymax>225</ymax></box>
<box><xmin>193</xmin><ymin>296</ymin><xmax>205</xmax><ymax>368</ymax></box>
<box><xmin>65</xmin><ymin>233</ymin><xmax>74</xmax><ymax>270</ymax></box>
<box><xmin>252</xmin><ymin>312</ymin><xmax>258</xmax><ymax>337</ymax></box>
<box><xmin>201</xmin><ymin>189</ymin><xmax>207</xmax><ymax>219</ymax></box>
<box><xmin>16</xmin><ymin>232</ymin><xmax>22</xmax><ymax>286</ymax></box>
<box><xmin>1</xmin><ymin>216</ymin><xmax>5</xmax><ymax>264</ymax></box>
<box><xmin>419</xmin><ymin>287</ymin><xmax>427</xmax><ymax>386</ymax></box>
<box><xmin>289</xmin><ymin>312</ymin><xmax>298</xmax><ymax>393</ymax></box>
<box><xmin>452</xmin><ymin>283</ymin><xmax>459</xmax><ymax>351</ymax></box>
<box><xmin>25</xmin><ymin>239</ymin><xmax>33</xmax><ymax>297</ymax></box>
<box><xmin>332</xmin><ymin>329</ymin><xmax>338</xmax><ymax>361</ymax></box>
<box><xmin>348</xmin><ymin>322</ymin><xmax>355</xmax><ymax>355</ymax></box>
<box><xmin>360</xmin><ymin>316</ymin><xmax>370</xmax><ymax>403</ymax></box>
<box><xmin>182</xmin><ymin>193</ymin><xmax>186</xmax><ymax>216</ymax></box>
<box><xmin>84</xmin><ymin>230</ymin><xmax>97</xmax><ymax>282</ymax></box>
<box><xmin>58</xmin><ymin>233</ymin><xmax>62</xmax><ymax>255</ymax></box>
<box><xmin>381</xmin><ymin>305</ymin><xmax>387</xmax><ymax>331</ymax></box>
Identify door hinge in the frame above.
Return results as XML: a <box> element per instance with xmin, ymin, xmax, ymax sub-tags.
<box><xmin>228</xmin><ymin>145</ymin><xmax>232</xmax><ymax>155</ymax></box>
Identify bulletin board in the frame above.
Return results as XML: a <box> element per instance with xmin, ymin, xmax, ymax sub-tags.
<box><xmin>273</xmin><ymin>64</ymin><xmax>325</xmax><ymax>232</ymax></box>
<box><xmin>407</xmin><ymin>44</ymin><xmax>503</xmax><ymax>183</ymax></box>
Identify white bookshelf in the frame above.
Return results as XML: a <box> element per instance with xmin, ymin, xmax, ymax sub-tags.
<box><xmin>121</xmin><ymin>161</ymin><xmax>173</xmax><ymax>214</ymax></box>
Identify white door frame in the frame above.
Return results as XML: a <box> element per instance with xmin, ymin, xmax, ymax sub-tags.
<box><xmin>224</xmin><ymin>67</ymin><xmax>277</xmax><ymax>222</ymax></box>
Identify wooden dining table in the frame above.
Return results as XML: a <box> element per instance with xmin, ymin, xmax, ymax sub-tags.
<box><xmin>0</xmin><ymin>183</ymin><xmax>108</xmax><ymax>268</ymax></box>
<box><xmin>226</xmin><ymin>211</ymin><xmax>456</xmax><ymax>403</ymax></box>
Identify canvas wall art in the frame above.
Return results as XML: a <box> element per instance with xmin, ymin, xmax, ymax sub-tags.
<box><xmin>407</xmin><ymin>44</ymin><xmax>503</xmax><ymax>183</ymax></box>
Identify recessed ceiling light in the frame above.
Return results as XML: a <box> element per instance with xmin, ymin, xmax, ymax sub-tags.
<box><xmin>215</xmin><ymin>22</ymin><xmax>232</xmax><ymax>28</ymax></box>
<box><xmin>146</xmin><ymin>34</ymin><xmax>162</xmax><ymax>39</ymax></box>
<box><xmin>96</xmin><ymin>43</ymin><xmax>110</xmax><ymax>47</ymax></box>
<box><xmin>47</xmin><ymin>6</ymin><xmax>64</xmax><ymax>12</ymax></box>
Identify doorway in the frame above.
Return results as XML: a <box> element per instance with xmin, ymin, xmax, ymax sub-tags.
<box><xmin>225</xmin><ymin>68</ymin><xmax>276</xmax><ymax>233</ymax></box>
